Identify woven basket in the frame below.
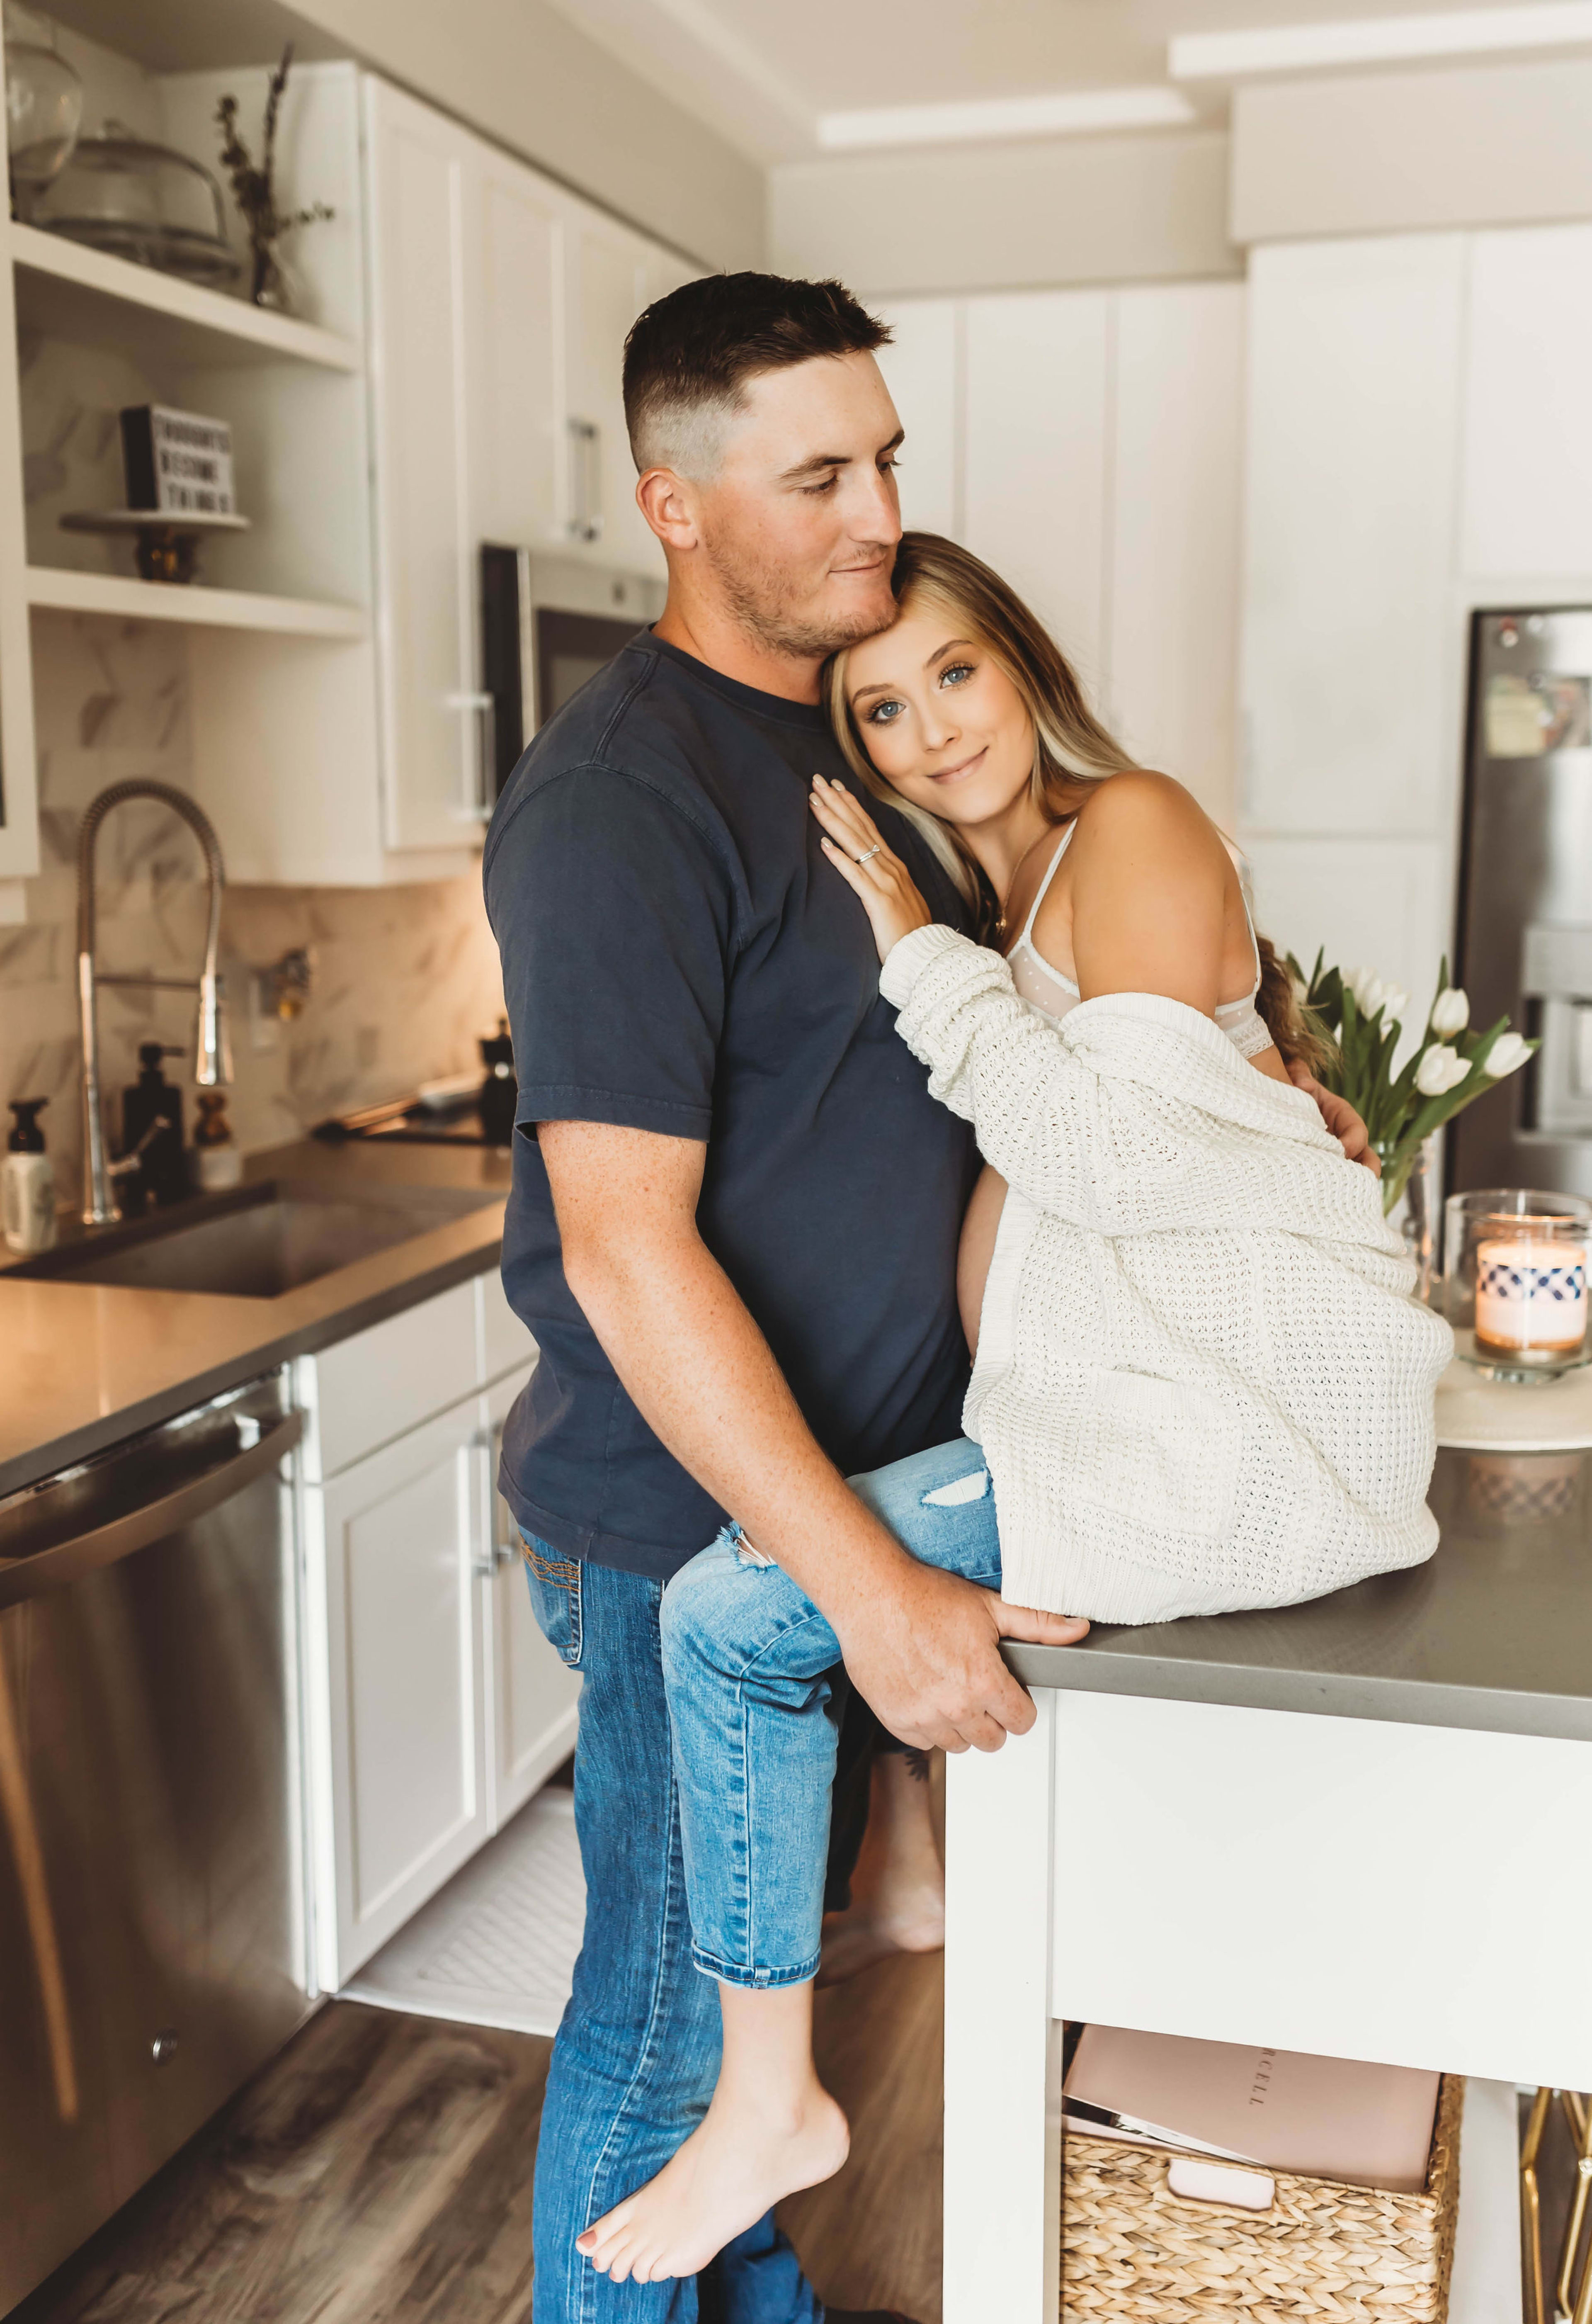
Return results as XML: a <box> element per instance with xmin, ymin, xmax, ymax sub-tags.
<box><xmin>1061</xmin><ymin>2071</ymin><xmax>1464</xmax><ymax>2322</ymax></box>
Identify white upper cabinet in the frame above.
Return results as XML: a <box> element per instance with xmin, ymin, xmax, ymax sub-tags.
<box><xmin>964</xmin><ymin>291</ymin><xmax>1111</xmax><ymax>701</ymax></box>
<box><xmin>363</xmin><ymin>79</ymin><xmax>482</xmax><ymax>852</ymax></box>
<box><xmin>1110</xmin><ymin>283</ymin><xmax>1245</xmax><ymax>829</ymax></box>
<box><xmin>874</xmin><ymin>300</ymin><xmax>961</xmax><ymax>540</ymax></box>
<box><xmin>466</xmin><ymin>151</ymin><xmax>563</xmax><ymax>558</ymax></box>
<box><xmin>563</xmin><ymin>212</ymin><xmax>659</xmax><ymax>575</ymax></box>
<box><xmin>1461</xmin><ymin>222</ymin><xmax>1592</xmax><ymax>582</ymax></box>
<box><xmin>1239</xmin><ymin>235</ymin><xmax>1466</xmax><ymax>838</ymax></box>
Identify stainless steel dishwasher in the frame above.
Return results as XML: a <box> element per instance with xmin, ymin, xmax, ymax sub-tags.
<box><xmin>0</xmin><ymin>1371</ymin><xmax>312</xmax><ymax>2311</ymax></box>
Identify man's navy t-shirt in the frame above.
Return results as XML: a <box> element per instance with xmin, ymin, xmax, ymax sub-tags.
<box><xmin>483</xmin><ymin>632</ymin><xmax>977</xmax><ymax>1580</ymax></box>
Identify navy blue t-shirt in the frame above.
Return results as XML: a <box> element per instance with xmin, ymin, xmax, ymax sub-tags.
<box><xmin>483</xmin><ymin>632</ymin><xmax>976</xmax><ymax>1579</ymax></box>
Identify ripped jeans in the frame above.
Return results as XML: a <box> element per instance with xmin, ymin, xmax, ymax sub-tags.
<box><xmin>659</xmin><ymin>1437</ymin><xmax>998</xmax><ymax>1988</ymax></box>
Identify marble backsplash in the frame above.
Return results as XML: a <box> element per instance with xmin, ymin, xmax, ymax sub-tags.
<box><xmin>1</xmin><ymin>612</ymin><xmax>505</xmax><ymax>1209</ymax></box>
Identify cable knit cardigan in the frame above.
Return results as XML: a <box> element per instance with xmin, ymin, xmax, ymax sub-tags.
<box><xmin>879</xmin><ymin>925</ymin><xmax>1454</xmax><ymax>1625</ymax></box>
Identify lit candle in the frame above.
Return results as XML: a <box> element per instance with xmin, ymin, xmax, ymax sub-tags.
<box><xmin>1475</xmin><ymin>1235</ymin><xmax>1588</xmax><ymax>1355</ymax></box>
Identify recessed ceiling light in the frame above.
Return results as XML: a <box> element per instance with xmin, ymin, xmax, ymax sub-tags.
<box><xmin>817</xmin><ymin>86</ymin><xmax>1197</xmax><ymax>151</ymax></box>
<box><xmin>1171</xmin><ymin>1</ymin><xmax>1592</xmax><ymax>81</ymax></box>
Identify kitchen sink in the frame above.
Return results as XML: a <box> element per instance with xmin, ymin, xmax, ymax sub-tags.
<box><xmin>11</xmin><ymin>1178</ymin><xmax>499</xmax><ymax>1300</ymax></box>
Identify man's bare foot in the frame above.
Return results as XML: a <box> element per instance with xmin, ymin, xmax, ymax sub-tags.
<box><xmin>577</xmin><ymin>2079</ymin><xmax>849</xmax><ymax>2284</ymax></box>
<box><xmin>820</xmin><ymin>1746</ymin><xmax>945</xmax><ymax>1987</ymax></box>
<box><xmin>818</xmin><ymin>1887</ymin><xmax>946</xmax><ymax>1986</ymax></box>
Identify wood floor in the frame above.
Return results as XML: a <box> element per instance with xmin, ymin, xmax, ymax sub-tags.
<box><xmin>10</xmin><ymin>1953</ymin><xmax>945</xmax><ymax>2324</ymax></box>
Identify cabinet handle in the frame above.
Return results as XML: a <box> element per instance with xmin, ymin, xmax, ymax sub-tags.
<box><xmin>471</xmin><ymin>1427</ymin><xmax>517</xmax><ymax>1577</ymax></box>
<box><xmin>567</xmin><ymin>416</ymin><xmax>603</xmax><ymax>545</ymax></box>
<box><xmin>444</xmin><ymin>691</ymin><xmax>495</xmax><ymax>824</ymax></box>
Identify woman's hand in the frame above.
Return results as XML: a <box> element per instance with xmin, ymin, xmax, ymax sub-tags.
<box><xmin>809</xmin><ymin>775</ymin><xmax>933</xmax><ymax>963</ymax></box>
<box><xmin>1287</xmin><ymin>1061</ymin><xmax>1381</xmax><ymax>1176</ymax></box>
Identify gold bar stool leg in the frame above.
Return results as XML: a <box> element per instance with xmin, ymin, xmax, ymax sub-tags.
<box><xmin>1524</xmin><ymin>2087</ymin><xmax>1553</xmax><ymax>2324</ymax></box>
<box><xmin>1560</xmin><ymin>2092</ymin><xmax>1592</xmax><ymax>2324</ymax></box>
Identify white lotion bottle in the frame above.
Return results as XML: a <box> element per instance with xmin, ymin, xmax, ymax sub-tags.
<box><xmin>3</xmin><ymin>1097</ymin><xmax>57</xmax><ymax>1254</ymax></box>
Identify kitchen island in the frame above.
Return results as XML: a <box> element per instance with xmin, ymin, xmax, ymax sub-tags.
<box><xmin>949</xmin><ymin>1442</ymin><xmax>1592</xmax><ymax>2321</ymax></box>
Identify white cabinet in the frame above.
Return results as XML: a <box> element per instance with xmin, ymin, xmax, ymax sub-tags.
<box><xmin>1110</xmin><ymin>284</ymin><xmax>1245</xmax><ymax>824</ymax></box>
<box><xmin>314</xmin><ymin>1394</ymin><xmax>491</xmax><ymax>1981</ymax></box>
<box><xmin>485</xmin><ymin>1366</ymin><xmax>582</xmax><ymax>1827</ymax></box>
<box><xmin>364</xmin><ymin>79</ymin><xmax>483</xmax><ymax>851</ymax></box>
<box><xmin>467</xmin><ymin>151</ymin><xmax>563</xmax><ymax>558</ymax></box>
<box><xmin>563</xmin><ymin>211</ymin><xmax>658</xmax><ymax>574</ymax></box>
<box><xmin>964</xmin><ymin>291</ymin><xmax>1111</xmax><ymax>697</ymax></box>
<box><xmin>1240</xmin><ymin>835</ymin><xmax>1446</xmax><ymax>1023</ymax></box>
<box><xmin>1238</xmin><ymin>236</ymin><xmax>1466</xmax><ymax>839</ymax></box>
<box><xmin>1461</xmin><ymin>222</ymin><xmax>1592</xmax><ymax>582</ymax></box>
<box><xmin>302</xmin><ymin>1271</ymin><xmax>574</xmax><ymax>1991</ymax></box>
<box><xmin>875</xmin><ymin>300</ymin><xmax>961</xmax><ymax>539</ymax></box>
<box><xmin>878</xmin><ymin>282</ymin><xmax>1244</xmax><ymax>823</ymax></box>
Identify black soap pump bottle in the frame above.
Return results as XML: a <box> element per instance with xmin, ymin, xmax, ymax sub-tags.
<box><xmin>478</xmin><ymin>1017</ymin><xmax>517</xmax><ymax>1147</ymax></box>
<box><xmin>122</xmin><ymin>1043</ymin><xmax>186</xmax><ymax>1207</ymax></box>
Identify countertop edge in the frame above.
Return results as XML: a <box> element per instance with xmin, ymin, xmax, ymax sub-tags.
<box><xmin>0</xmin><ymin>1235</ymin><xmax>502</xmax><ymax>1502</ymax></box>
<box><xmin>1004</xmin><ymin>1641</ymin><xmax>1592</xmax><ymax>1746</ymax></box>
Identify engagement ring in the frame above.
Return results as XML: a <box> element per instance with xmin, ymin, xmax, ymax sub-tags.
<box><xmin>857</xmin><ymin>844</ymin><xmax>881</xmax><ymax>864</ymax></box>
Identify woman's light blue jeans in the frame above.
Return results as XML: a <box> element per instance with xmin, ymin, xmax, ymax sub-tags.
<box><xmin>658</xmin><ymin>1436</ymin><xmax>1000</xmax><ymax>1989</ymax></box>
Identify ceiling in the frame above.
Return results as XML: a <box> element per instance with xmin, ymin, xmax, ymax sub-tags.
<box><xmin>546</xmin><ymin>0</ymin><xmax>1592</xmax><ymax>161</ymax></box>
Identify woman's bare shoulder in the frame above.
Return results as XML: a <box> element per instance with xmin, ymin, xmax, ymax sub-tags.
<box><xmin>1073</xmin><ymin>769</ymin><xmax>1215</xmax><ymax>846</ymax></box>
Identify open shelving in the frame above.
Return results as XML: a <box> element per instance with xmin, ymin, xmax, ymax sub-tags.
<box><xmin>25</xmin><ymin>565</ymin><xmax>367</xmax><ymax>639</ymax></box>
<box><xmin>7</xmin><ymin>221</ymin><xmax>360</xmax><ymax>374</ymax></box>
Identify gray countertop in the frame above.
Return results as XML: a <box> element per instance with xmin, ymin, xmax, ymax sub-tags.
<box><xmin>0</xmin><ymin>1138</ymin><xmax>512</xmax><ymax>1499</ymax></box>
<box><xmin>1008</xmin><ymin>1447</ymin><xmax>1592</xmax><ymax>1744</ymax></box>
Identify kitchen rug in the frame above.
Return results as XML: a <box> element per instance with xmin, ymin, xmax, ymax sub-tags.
<box><xmin>342</xmin><ymin>1787</ymin><xmax>584</xmax><ymax>2037</ymax></box>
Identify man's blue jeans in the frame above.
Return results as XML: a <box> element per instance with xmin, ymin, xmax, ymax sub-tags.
<box><xmin>519</xmin><ymin>1536</ymin><xmax>825</xmax><ymax>2324</ymax></box>
<box><xmin>659</xmin><ymin>1440</ymin><xmax>997</xmax><ymax>1986</ymax></box>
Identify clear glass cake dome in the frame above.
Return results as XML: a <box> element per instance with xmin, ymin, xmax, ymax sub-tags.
<box><xmin>32</xmin><ymin>119</ymin><xmax>239</xmax><ymax>286</ymax></box>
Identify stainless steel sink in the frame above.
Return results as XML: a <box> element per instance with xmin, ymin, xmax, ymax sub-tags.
<box><xmin>12</xmin><ymin>1178</ymin><xmax>498</xmax><ymax>1300</ymax></box>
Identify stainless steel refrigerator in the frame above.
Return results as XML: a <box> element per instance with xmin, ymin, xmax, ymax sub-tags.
<box><xmin>1451</xmin><ymin>606</ymin><xmax>1592</xmax><ymax>1197</ymax></box>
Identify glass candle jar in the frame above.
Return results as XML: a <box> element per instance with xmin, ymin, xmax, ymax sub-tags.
<box><xmin>1444</xmin><ymin>1189</ymin><xmax>1592</xmax><ymax>1377</ymax></box>
<box><xmin>1474</xmin><ymin>1218</ymin><xmax>1587</xmax><ymax>1360</ymax></box>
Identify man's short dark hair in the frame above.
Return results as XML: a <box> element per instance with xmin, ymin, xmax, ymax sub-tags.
<box><xmin>622</xmin><ymin>271</ymin><xmax>891</xmax><ymax>477</ymax></box>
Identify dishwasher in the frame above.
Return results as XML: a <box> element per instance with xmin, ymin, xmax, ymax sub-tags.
<box><xmin>0</xmin><ymin>1371</ymin><xmax>313</xmax><ymax>2311</ymax></box>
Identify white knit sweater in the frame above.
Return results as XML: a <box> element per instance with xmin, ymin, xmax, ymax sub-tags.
<box><xmin>880</xmin><ymin>925</ymin><xmax>1454</xmax><ymax>1625</ymax></box>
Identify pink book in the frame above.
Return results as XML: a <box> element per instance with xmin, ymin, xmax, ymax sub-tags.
<box><xmin>1063</xmin><ymin>2025</ymin><xmax>1441</xmax><ymax>2193</ymax></box>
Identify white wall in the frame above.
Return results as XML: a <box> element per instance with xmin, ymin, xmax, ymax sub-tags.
<box><xmin>1231</xmin><ymin>57</ymin><xmax>1592</xmax><ymax>246</ymax></box>
<box><xmin>772</xmin><ymin>131</ymin><xmax>1239</xmax><ymax>299</ymax></box>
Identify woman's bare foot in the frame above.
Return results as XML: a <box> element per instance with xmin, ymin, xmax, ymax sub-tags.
<box><xmin>578</xmin><ymin>2074</ymin><xmax>849</xmax><ymax>2285</ymax></box>
<box><xmin>577</xmin><ymin>1979</ymin><xmax>849</xmax><ymax>2285</ymax></box>
<box><xmin>819</xmin><ymin>1746</ymin><xmax>945</xmax><ymax>1987</ymax></box>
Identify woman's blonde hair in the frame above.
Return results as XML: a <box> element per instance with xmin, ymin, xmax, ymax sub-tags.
<box><xmin>824</xmin><ymin>531</ymin><xmax>1331</xmax><ymax>1074</ymax></box>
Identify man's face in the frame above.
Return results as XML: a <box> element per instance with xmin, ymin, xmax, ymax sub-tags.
<box><xmin>692</xmin><ymin>352</ymin><xmax>904</xmax><ymax>659</ymax></box>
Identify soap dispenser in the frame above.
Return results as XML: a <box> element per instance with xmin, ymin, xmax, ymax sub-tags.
<box><xmin>3</xmin><ymin>1098</ymin><xmax>56</xmax><ymax>1254</ymax></box>
<box><xmin>478</xmin><ymin>1017</ymin><xmax>517</xmax><ymax>1147</ymax></box>
<box><xmin>122</xmin><ymin>1042</ymin><xmax>186</xmax><ymax>1207</ymax></box>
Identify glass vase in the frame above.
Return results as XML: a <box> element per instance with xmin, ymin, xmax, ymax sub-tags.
<box><xmin>1398</xmin><ymin>1136</ymin><xmax>1435</xmax><ymax>1304</ymax></box>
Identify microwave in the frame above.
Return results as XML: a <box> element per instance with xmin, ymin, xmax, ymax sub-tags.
<box><xmin>480</xmin><ymin>547</ymin><xmax>667</xmax><ymax>800</ymax></box>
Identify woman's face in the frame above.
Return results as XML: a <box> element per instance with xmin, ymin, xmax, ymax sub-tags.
<box><xmin>844</xmin><ymin>602</ymin><xmax>1036</xmax><ymax>831</ymax></box>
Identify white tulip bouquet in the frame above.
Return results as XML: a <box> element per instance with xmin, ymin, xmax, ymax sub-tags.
<box><xmin>1289</xmin><ymin>952</ymin><xmax>1536</xmax><ymax>1216</ymax></box>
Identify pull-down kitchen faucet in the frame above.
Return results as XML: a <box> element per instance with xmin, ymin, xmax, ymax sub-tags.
<box><xmin>77</xmin><ymin>781</ymin><xmax>231</xmax><ymax>1226</ymax></box>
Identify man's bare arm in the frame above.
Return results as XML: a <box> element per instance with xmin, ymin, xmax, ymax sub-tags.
<box><xmin>538</xmin><ymin>1118</ymin><xmax>1085</xmax><ymax>1751</ymax></box>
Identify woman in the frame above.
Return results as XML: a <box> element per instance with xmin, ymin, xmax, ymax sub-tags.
<box><xmin>575</xmin><ymin>536</ymin><xmax>1453</xmax><ymax>2288</ymax></box>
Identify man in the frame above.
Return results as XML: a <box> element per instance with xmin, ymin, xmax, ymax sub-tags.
<box><xmin>485</xmin><ymin>272</ymin><xmax>1374</xmax><ymax>2324</ymax></box>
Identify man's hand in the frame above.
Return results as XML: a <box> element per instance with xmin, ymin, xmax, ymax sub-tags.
<box><xmin>1289</xmin><ymin>1062</ymin><xmax>1381</xmax><ymax>1176</ymax></box>
<box><xmin>832</xmin><ymin>1558</ymin><xmax>1088</xmax><ymax>1753</ymax></box>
